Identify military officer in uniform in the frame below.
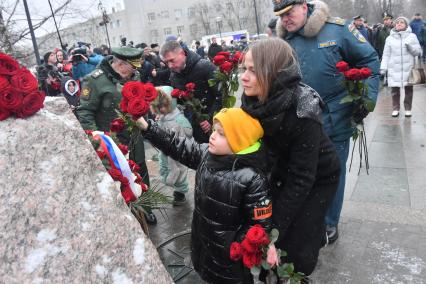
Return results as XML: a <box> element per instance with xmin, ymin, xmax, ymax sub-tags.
<box><xmin>272</xmin><ymin>0</ymin><xmax>380</xmax><ymax>274</ymax></box>
<box><xmin>76</xmin><ymin>47</ymin><xmax>157</xmax><ymax>224</ymax></box>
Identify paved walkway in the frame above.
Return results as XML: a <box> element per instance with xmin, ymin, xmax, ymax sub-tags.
<box><xmin>146</xmin><ymin>85</ymin><xmax>426</xmax><ymax>283</ymax></box>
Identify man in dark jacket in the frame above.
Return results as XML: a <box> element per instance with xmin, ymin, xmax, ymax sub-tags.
<box><xmin>160</xmin><ymin>40</ymin><xmax>221</xmax><ymax>143</ymax></box>
<box><xmin>410</xmin><ymin>13</ymin><xmax>425</xmax><ymax>63</ymax></box>
<box><xmin>195</xmin><ymin>41</ymin><xmax>206</xmax><ymax>58</ymax></box>
<box><xmin>373</xmin><ymin>13</ymin><xmax>394</xmax><ymax>59</ymax></box>
<box><xmin>274</xmin><ymin>0</ymin><xmax>379</xmax><ymax>244</ymax></box>
<box><xmin>207</xmin><ymin>36</ymin><xmax>223</xmax><ymax>60</ymax></box>
<box><xmin>353</xmin><ymin>15</ymin><xmax>370</xmax><ymax>42</ymax></box>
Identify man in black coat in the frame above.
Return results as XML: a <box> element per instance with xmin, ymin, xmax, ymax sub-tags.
<box><xmin>207</xmin><ymin>36</ymin><xmax>223</xmax><ymax>60</ymax></box>
<box><xmin>160</xmin><ymin>40</ymin><xmax>221</xmax><ymax>143</ymax></box>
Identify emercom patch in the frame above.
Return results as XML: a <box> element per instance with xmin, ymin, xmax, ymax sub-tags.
<box><xmin>318</xmin><ymin>40</ymin><xmax>337</xmax><ymax>48</ymax></box>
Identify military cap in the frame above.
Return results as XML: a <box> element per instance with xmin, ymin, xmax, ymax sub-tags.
<box><xmin>273</xmin><ymin>0</ymin><xmax>306</xmax><ymax>16</ymax></box>
<box><xmin>382</xmin><ymin>12</ymin><xmax>393</xmax><ymax>20</ymax></box>
<box><xmin>353</xmin><ymin>15</ymin><xmax>364</xmax><ymax>21</ymax></box>
<box><xmin>111</xmin><ymin>47</ymin><xmax>142</xmax><ymax>68</ymax></box>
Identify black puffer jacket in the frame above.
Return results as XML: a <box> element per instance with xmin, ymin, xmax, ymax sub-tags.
<box><xmin>143</xmin><ymin>122</ymin><xmax>271</xmax><ymax>283</ymax></box>
<box><xmin>241</xmin><ymin>66</ymin><xmax>340</xmax><ymax>275</ymax></box>
<box><xmin>169</xmin><ymin>50</ymin><xmax>221</xmax><ymax>143</ymax></box>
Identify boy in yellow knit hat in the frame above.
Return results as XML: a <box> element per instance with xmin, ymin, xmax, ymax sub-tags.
<box><xmin>136</xmin><ymin>108</ymin><xmax>271</xmax><ymax>283</ymax></box>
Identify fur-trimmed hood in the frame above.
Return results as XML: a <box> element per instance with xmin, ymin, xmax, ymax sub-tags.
<box><xmin>276</xmin><ymin>0</ymin><xmax>330</xmax><ymax>38</ymax></box>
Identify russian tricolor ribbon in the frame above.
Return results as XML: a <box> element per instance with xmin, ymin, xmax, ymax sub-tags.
<box><xmin>92</xmin><ymin>131</ymin><xmax>141</xmax><ymax>203</ymax></box>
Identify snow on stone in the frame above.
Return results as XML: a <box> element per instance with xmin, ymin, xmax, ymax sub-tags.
<box><xmin>133</xmin><ymin>238</ymin><xmax>145</xmax><ymax>265</ymax></box>
<box><xmin>112</xmin><ymin>269</ymin><xmax>133</xmax><ymax>284</ymax></box>
<box><xmin>25</xmin><ymin>248</ymin><xmax>47</xmax><ymax>273</ymax></box>
<box><xmin>39</xmin><ymin>109</ymin><xmax>77</xmax><ymax>128</ymax></box>
<box><xmin>95</xmin><ymin>264</ymin><xmax>107</xmax><ymax>277</ymax></box>
<box><xmin>80</xmin><ymin>201</ymin><xmax>92</xmax><ymax>211</ymax></box>
<box><xmin>97</xmin><ymin>172</ymin><xmax>114</xmax><ymax>201</ymax></box>
<box><xmin>102</xmin><ymin>255</ymin><xmax>112</xmax><ymax>264</ymax></box>
<box><xmin>31</xmin><ymin>277</ymin><xmax>44</xmax><ymax>284</ymax></box>
<box><xmin>37</xmin><ymin>229</ymin><xmax>57</xmax><ymax>243</ymax></box>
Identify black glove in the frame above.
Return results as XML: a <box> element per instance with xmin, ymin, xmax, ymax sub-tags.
<box><xmin>353</xmin><ymin>101</ymin><xmax>369</xmax><ymax>124</ymax></box>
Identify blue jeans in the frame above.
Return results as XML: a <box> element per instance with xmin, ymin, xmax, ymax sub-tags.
<box><xmin>325</xmin><ymin>139</ymin><xmax>350</xmax><ymax>227</ymax></box>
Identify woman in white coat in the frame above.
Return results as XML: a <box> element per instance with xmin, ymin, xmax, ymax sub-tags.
<box><xmin>380</xmin><ymin>16</ymin><xmax>422</xmax><ymax>117</ymax></box>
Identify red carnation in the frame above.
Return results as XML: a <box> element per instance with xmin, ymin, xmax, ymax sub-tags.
<box><xmin>108</xmin><ymin>168</ymin><xmax>123</xmax><ymax>181</ymax></box>
<box><xmin>122</xmin><ymin>81</ymin><xmax>146</xmax><ymax>100</ymax></box>
<box><xmin>242</xmin><ymin>251</ymin><xmax>262</xmax><ymax>268</ymax></box>
<box><xmin>10</xmin><ymin>68</ymin><xmax>38</xmax><ymax>93</ymax></box>
<box><xmin>220</xmin><ymin>61</ymin><xmax>234</xmax><ymax>74</ymax></box>
<box><xmin>110</xmin><ymin>118</ymin><xmax>126</xmax><ymax>133</ymax></box>
<box><xmin>0</xmin><ymin>88</ymin><xmax>23</xmax><ymax>111</ymax></box>
<box><xmin>118</xmin><ymin>144</ymin><xmax>128</xmax><ymax>155</ymax></box>
<box><xmin>128</xmin><ymin>160</ymin><xmax>140</xmax><ymax>172</ymax></box>
<box><xmin>0</xmin><ymin>106</ymin><xmax>10</xmax><ymax>121</ymax></box>
<box><xmin>246</xmin><ymin>224</ymin><xmax>269</xmax><ymax>245</ymax></box>
<box><xmin>0</xmin><ymin>75</ymin><xmax>10</xmax><ymax>90</ymax></box>
<box><xmin>96</xmin><ymin>150</ymin><xmax>106</xmax><ymax>159</ymax></box>
<box><xmin>118</xmin><ymin>174</ymin><xmax>129</xmax><ymax>185</ymax></box>
<box><xmin>85</xmin><ymin>129</ymin><xmax>94</xmax><ymax>136</ymax></box>
<box><xmin>344</xmin><ymin>68</ymin><xmax>362</xmax><ymax>81</ymax></box>
<box><xmin>359</xmin><ymin>67</ymin><xmax>372</xmax><ymax>80</ymax></box>
<box><xmin>232</xmin><ymin>51</ymin><xmax>243</xmax><ymax>64</ymax></box>
<box><xmin>185</xmin><ymin>82</ymin><xmax>196</xmax><ymax>91</ymax></box>
<box><xmin>217</xmin><ymin>51</ymin><xmax>231</xmax><ymax>59</ymax></box>
<box><xmin>230</xmin><ymin>242</ymin><xmax>243</xmax><ymax>261</ymax></box>
<box><xmin>120</xmin><ymin>97</ymin><xmax>129</xmax><ymax>113</ymax></box>
<box><xmin>15</xmin><ymin>90</ymin><xmax>45</xmax><ymax>118</ymax></box>
<box><xmin>127</xmin><ymin>98</ymin><xmax>149</xmax><ymax>119</ymax></box>
<box><xmin>144</xmin><ymin>82</ymin><xmax>158</xmax><ymax>102</ymax></box>
<box><xmin>241</xmin><ymin>238</ymin><xmax>259</xmax><ymax>254</ymax></box>
<box><xmin>213</xmin><ymin>55</ymin><xmax>226</xmax><ymax>66</ymax></box>
<box><xmin>336</xmin><ymin>61</ymin><xmax>349</xmax><ymax>73</ymax></box>
<box><xmin>0</xmin><ymin>53</ymin><xmax>20</xmax><ymax>75</ymax></box>
<box><xmin>171</xmin><ymin>88</ymin><xmax>183</xmax><ymax>98</ymax></box>
<box><xmin>140</xmin><ymin>182</ymin><xmax>149</xmax><ymax>192</ymax></box>
<box><xmin>134</xmin><ymin>172</ymin><xmax>143</xmax><ymax>184</ymax></box>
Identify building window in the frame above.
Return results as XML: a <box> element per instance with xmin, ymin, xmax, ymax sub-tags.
<box><xmin>161</xmin><ymin>10</ymin><xmax>169</xmax><ymax>18</ymax></box>
<box><xmin>164</xmin><ymin>27</ymin><xmax>172</xmax><ymax>36</ymax></box>
<box><xmin>148</xmin><ymin>12</ymin><xmax>155</xmax><ymax>22</ymax></box>
<box><xmin>177</xmin><ymin>25</ymin><xmax>184</xmax><ymax>36</ymax></box>
<box><xmin>150</xmin><ymin>29</ymin><xmax>159</xmax><ymax>37</ymax></box>
<box><xmin>187</xmin><ymin>7</ymin><xmax>195</xmax><ymax>18</ymax></box>
<box><xmin>174</xmin><ymin>9</ymin><xmax>182</xmax><ymax>19</ymax></box>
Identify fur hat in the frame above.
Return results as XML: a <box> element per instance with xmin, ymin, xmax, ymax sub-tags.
<box><xmin>273</xmin><ymin>0</ymin><xmax>306</xmax><ymax>16</ymax></box>
<box><xmin>213</xmin><ymin>108</ymin><xmax>264</xmax><ymax>154</ymax></box>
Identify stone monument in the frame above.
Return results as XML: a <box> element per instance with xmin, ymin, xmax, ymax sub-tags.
<box><xmin>0</xmin><ymin>97</ymin><xmax>172</xmax><ymax>283</ymax></box>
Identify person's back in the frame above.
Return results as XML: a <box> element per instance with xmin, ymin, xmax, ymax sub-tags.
<box><xmin>136</xmin><ymin>108</ymin><xmax>271</xmax><ymax>283</ymax></box>
<box><xmin>410</xmin><ymin>14</ymin><xmax>424</xmax><ymax>43</ymax></box>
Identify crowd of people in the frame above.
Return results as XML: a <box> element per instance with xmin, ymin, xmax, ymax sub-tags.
<box><xmin>31</xmin><ymin>0</ymin><xmax>425</xmax><ymax>282</ymax></box>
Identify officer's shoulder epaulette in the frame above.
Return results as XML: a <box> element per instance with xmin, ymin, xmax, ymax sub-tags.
<box><xmin>326</xmin><ymin>17</ymin><xmax>346</xmax><ymax>26</ymax></box>
<box><xmin>91</xmin><ymin>69</ymin><xmax>104</xmax><ymax>79</ymax></box>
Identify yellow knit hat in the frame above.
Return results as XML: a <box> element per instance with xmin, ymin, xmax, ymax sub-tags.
<box><xmin>213</xmin><ymin>108</ymin><xmax>264</xmax><ymax>154</ymax></box>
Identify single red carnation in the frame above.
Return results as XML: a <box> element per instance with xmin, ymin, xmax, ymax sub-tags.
<box><xmin>110</xmin><ymin>118</ymin><xmax>126</xmax><ymax>133</ymax></box>
<box><xmin>144</xmin><ymin>82</ymin><xmax>158</xmax><ymax>102</ymax></box>
<box><xmin>118</xmin><ymin>144</ymin><xmax>128</xmax><ymax>155</ymax></box>
<box><xmin>85</xmin><ymin>129</ymin><xmax>94</xmax><ymax>136</ymax></box>
<box><xmin>185</xmin><ymin>82</ymin><xmax>196</xmax><ymax>91</ymax></box>
<box><xmin>0</xmin><ymin>75</ymin><xmax>11</xmax><ymax>90</ymax></box>
<box><xmin>0</xmin><ymin>106</ymin><xmax>10</xmax><ymax>121</ymax></box>
<box><xmin>230</xmin><ymin>242</ymin><xmax>243</xmax><ymax>261</ymax></box>
<box><xmin>15</xmin><ymin>90</ymin><xmax>45</xmax><ymax>118</ymax></box>
<box><xmin>336</xmin><ymin>61</ymin><xmax>349</xmax><ymax>73</ymax></box>
<box><xmin>216</xmin><ymin>51</ymin><xmax>231</xmax><ymax>59</ymax></box>
<box><xmin>246</xmin><ymin>224</ymin><xmax>269</xmax><ymax>245</ymax></box>
<box><xmin>220</xmin><ymin>61</ymin><xmax>234</xmax><ymax>74</ymax></box>
<box><xmin>140</xmin><ymin>182</ymin><xmax>148</xmax><ymax>192</ymax></box>
<box><xmin>213</xmin><ymin>55</ymin><xmax>226</xmax><ymax>66</ymax></box>
<box><xmin>122</xmin><ymin>81</ymin><xmax>147</xmax><ymax>100</ymax></box>
<box><xmin>241</xmin><ymin>238</ymin><xmax>259</xmax><ymax>254</ymax></box>
<box><xmin>242</xmin><ymin>251</ymin><xmax>262</xmax><ymax>269</ymax></box>
<box><xmin>108</xmin><ymin>168</ymin><xmax>123</xmax><ymax>181</ymax></box>
<box><xmin>134</xmin><ymin>172</ymin><xmax>143</xmax><ymax>184</ymax></box>
<box><xmin>96</xmin><ymin>150</ymin><xmax>106</xmax><ymax>159</ymax></box>
<box><xmin>0</xmin><ymin>87</ymin><xmax>23</xmax><ymax>112</ymax></box>
<box><xmin>232</xmin><ymin>51</ymin><xmax>243</xmax><ymax>64</ymax></box>
<box><xmin>0</xmin><ymin>53</ymin><xmax>20</xmax><ymax>76</ymax></box>
<box><xmin>359</xmin><ymin>67</ymin><xmax>372</xmax><ymax>80</ymax></box>
<box><xmin>127</xmin><ymin>98</ymin><xmax>149</xmax><ymax>119</ymax></box>
<box><xmin>10</xmin><ymin>68</ymin><xmax>38</xmax><ymax>94</ymax></box>
<box><xmin>171</xmin><ymin>88</ymin><xmax>183</xmax><ymax>98</ymax></box>
<box><xmin>128</xmin><ymin>160</ymin><xmax>141</xmax><ymax>172</ymax></box>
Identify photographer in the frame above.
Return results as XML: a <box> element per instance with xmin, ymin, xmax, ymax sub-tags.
<box><xmin>70</xmin><ymin>43</ymin><xmax>103</xmax><ymax>81</ymax></box>
<box><xmin>37</xmin><ymin>51</ymin><xmax>61</xmax><ymax>96</ymax></box>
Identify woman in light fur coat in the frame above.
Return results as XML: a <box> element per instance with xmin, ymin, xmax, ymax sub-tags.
<box><xmin>380</xmin><ymin>16</ymin><xmax>422</xmax><ymax>117</ymax></box>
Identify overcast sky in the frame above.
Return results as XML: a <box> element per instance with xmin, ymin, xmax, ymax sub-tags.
<box><xmin>7</xmin><ymin>0</ymin><xmax>124</xmax><ymax>38</ymax></box>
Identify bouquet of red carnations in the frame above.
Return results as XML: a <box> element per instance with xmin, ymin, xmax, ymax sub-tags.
<box><xmin>171</xmin><ymin>82</ymin><xmax>209</xmax><ymax>123</ymax></box>
<box><xmin>0</xmin><ymin>53</ymin><xmax>45</xmax><ymax>121</ymax></box>
<box><xmin>336</xmin><ymin>61</ymin><xmax>375</xmax><ymax>174</ymax></box>
<box><xmin>208</xmin><ymin>51</ymin><xmax>243</xmax><ymax>108</ymax></box>
<box><xmin>230</xmin><ymin>225</ymin><xmax>306</xmax><ymax>284</ymax></box>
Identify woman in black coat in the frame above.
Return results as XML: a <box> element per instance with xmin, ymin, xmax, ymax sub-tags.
<box><xmin>240</xmin><ymin>38</ymin><xmax>341</xmax><ymax>275</ymax></box>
